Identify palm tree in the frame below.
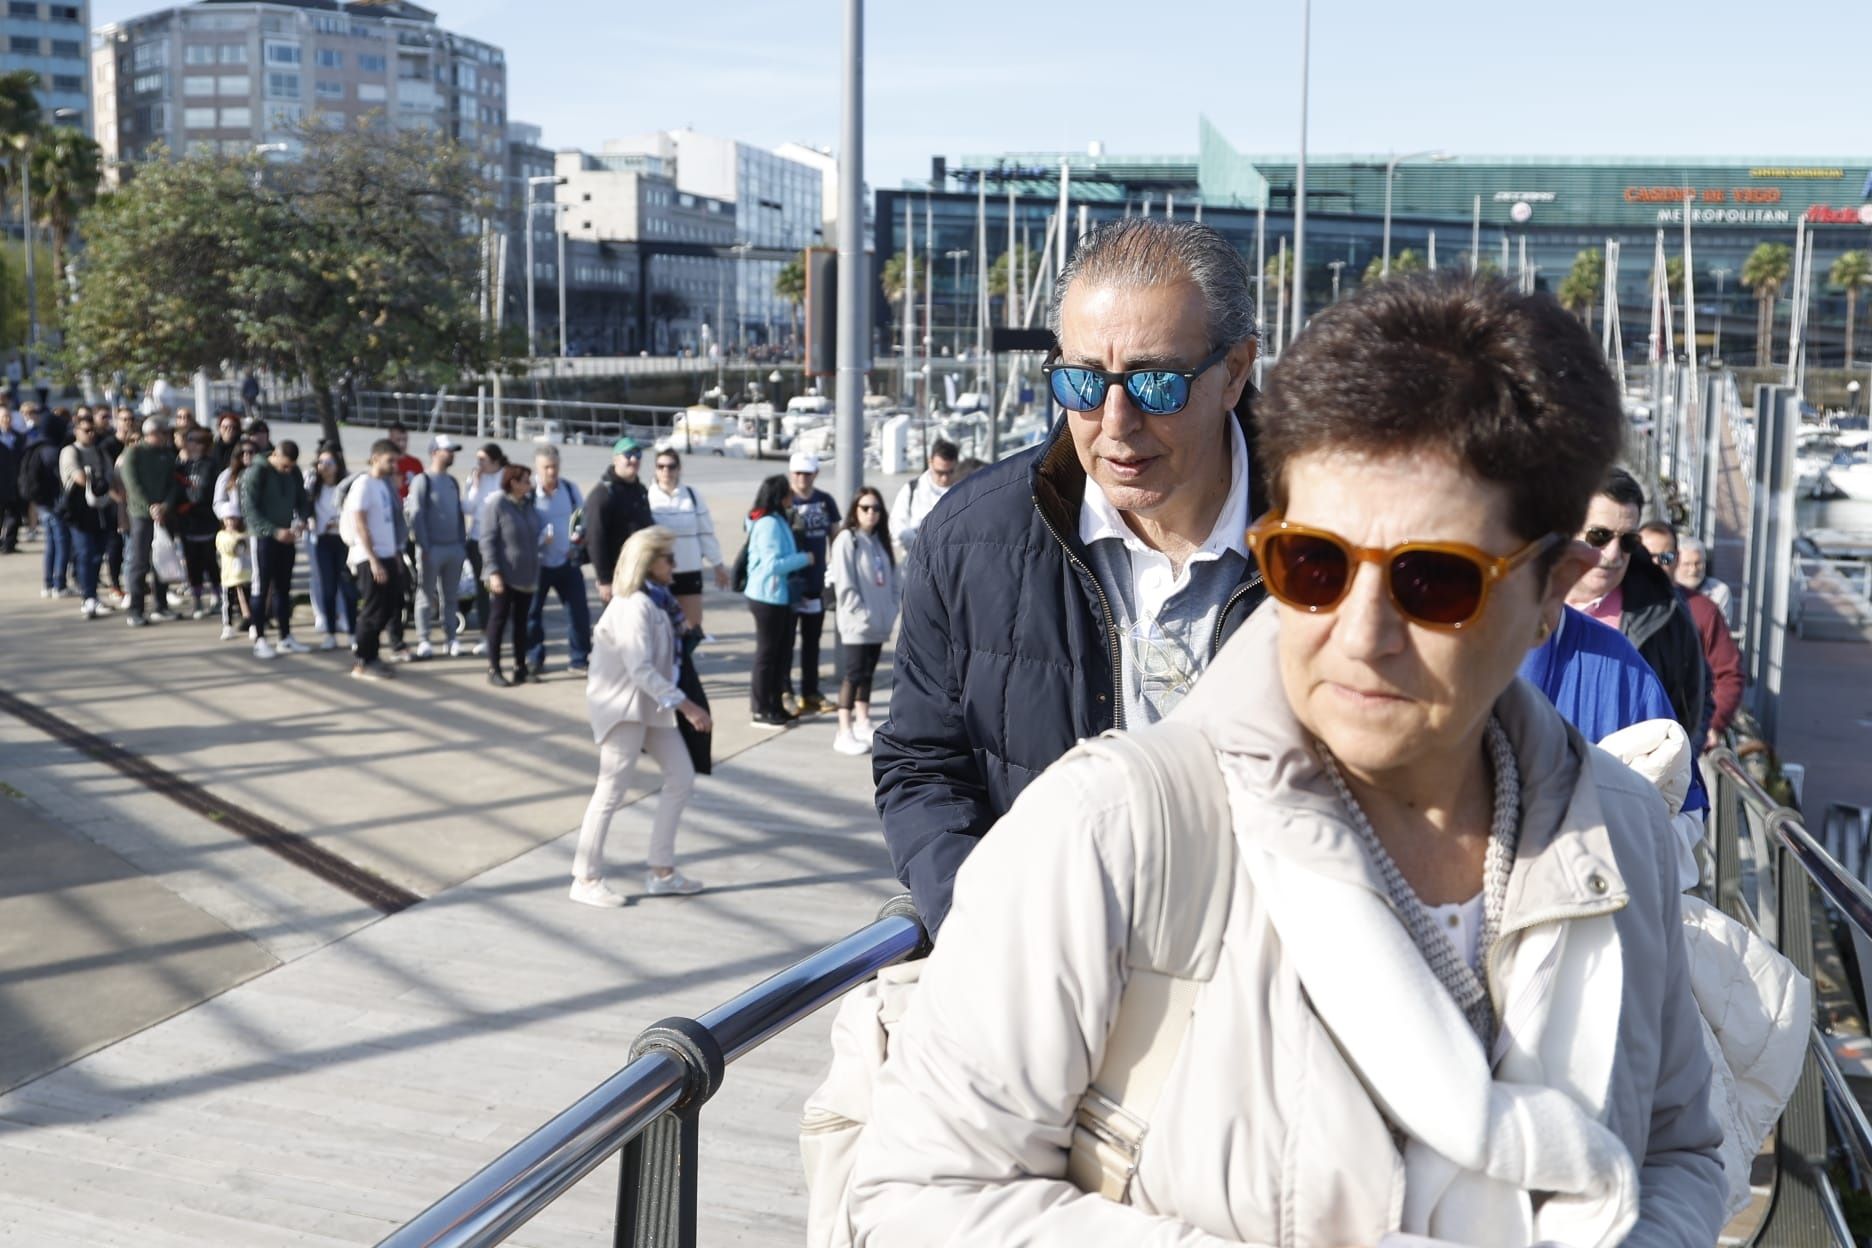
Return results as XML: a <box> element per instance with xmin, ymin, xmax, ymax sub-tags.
<box><xmin>879</xmin><ymin>250</ymin><xmax>929</xmax><ymax>344</ymax></box>
<box><xmin>1361</xmin><ymin>249</ymin><xmax>1423</xmax><ymax>284</ymax></box>
<box><xmin>1830</xmin><ymin>249</ymin><xmax>1871</xmax><ymax>367</ymax></box>
<box><xmin>1560</xmin><ymin>248</ymin><xmax>1605</xmax><ymax>333</ymax></box>
<box><xmin>773</xmin><ymin>255</ymin><xmax>805</xmax><ymax>347</ymax></box>
<box><xmin>29</xmin><ymin>125</ymin><xmax>102</xmax><ymax>285</ymax></box>
<box><xmin>0</xmin><ymin>70</ymin><xmax>43</xmax><ymax>222</ymax></box>
<box><xmin>1742</xmin><ymin>243</ymin><xmax>1792</xmax><ymax>367</ymax></box>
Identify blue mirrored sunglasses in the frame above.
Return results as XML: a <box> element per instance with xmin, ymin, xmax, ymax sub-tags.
<box><xmin>1042</xmin><ymin>343</ymin><xmax>1232</xmax><ymax>416</ymax></box>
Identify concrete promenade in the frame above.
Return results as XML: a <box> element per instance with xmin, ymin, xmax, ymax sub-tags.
<box><xmin>0</xmin><ymin>428</ymin><xmax>912</xmax><ymax>1244</ymax></box>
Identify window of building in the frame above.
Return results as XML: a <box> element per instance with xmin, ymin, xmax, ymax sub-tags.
<box><xmin>48</xmin><ymin>2</ymin><xmax>78</xmax><ymax>19</ymax></box>
<box><xmin>265</xmin><ymin>103</ymin><xmax>302</xmax><ymax>129</ymax></box>
<box><xmin>219</xmin><ymin>106</ymin><xmax>250</xmax><ymax>128</ymax></box>
<box><xmin>185</xmin><ymin>44</ymin><xmax>216</xmax><ymax>64</ymax></box>
<box><xmin>50</xmin><ymin>39</ymin><xmax>80</xmax><ymax>59</ymax></box>
<box><xmin>315</xmin><ymin>79</ymin><xmax>343</xmax><ymax>98</ymax></box>
<box><xmin>357</xmin><ymin>52</ymin><xmax>386</xmax><ymax>73</ymax></box>
<box><xmin>316</xmin><ymin>48</ymin><xmax>343</xmax><ymax>69</ymax></box>
<box><xmin>356</xmin><ymin>82</ymin><xmax>385</xmax><ymax>102</ymax></box>
<box><xmin>219</xmin><ymin>45</ymin><xmax>248</xmax><ymax>64</ymax></box>
<box><xmin>184</xmin><ymin>75</ymin><xmax>216</xmax><ymax>96</ymax></box>
<box><xmin>132</xmin><ymin>42</ymin><xmax>169</xmax><ymax>70</ymax></box>
<box><xmin>8</xmin><ymin>36</ymin><xmax>39</xmax><ymax>55</ymax></box>
<box><xmin>264</xmin><ymin>41</ymin><xmax>301</xmax><ymax>65</ymax></box>
<box><xmin>219</xmin><ymin>75</ymin><xmax>249</xmax><ymax>96</ymax></box>
<box><xmin>184</xmin><ymin>107</ymin><xmax>217</xmax><ymax>130</ymax></box>
<box><xmin>132</xmin><ymin>72</ymin><xmax>165</xmax><ymax>95</ymax></box>
<box><xmin>52</xmin><ymin>74</ymin><xmax>82</xmax><ymax>93</ymax></box>
<box><xmin>266</xmin><ymin>71</ymin><xmax>300</xmax><ymax>99</ymax></box>
<box><xmin>8</xmin><ymin>2</ymin><xmax>37</xmax><ymax>18</ymax></box>
<box><xmin>457</xmin><ymin>63</ymin><xmax>477</xmax><ymax>91</ymax></box>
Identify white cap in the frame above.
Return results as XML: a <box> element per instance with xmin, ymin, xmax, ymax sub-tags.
<box><xmin>788</xmin><ymin>451</ymin><xmax>820</xmax><ymax>474</ymax></box>
<box><xmin>429</xmin><ymin>434</ymin><xmax>461</xmax><ymax>453</ymax></box>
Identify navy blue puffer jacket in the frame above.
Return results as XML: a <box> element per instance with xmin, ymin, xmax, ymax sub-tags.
<box><xmin>872</xmin><ymin>410</ymin><xmax>1267</xmax><ymax>935</ymax></box>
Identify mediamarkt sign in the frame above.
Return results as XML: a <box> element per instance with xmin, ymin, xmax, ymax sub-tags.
<box><xmin>1804</xmin><ymin>204</ymin><xmax>1872</xmax><ymax>225</ymax></box>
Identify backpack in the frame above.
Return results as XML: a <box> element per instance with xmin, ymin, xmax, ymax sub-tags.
<box><xmin>800</xmin><ymin>721</ymin><xmax>1233</xmax><ymax>1244</ymax></box>
<box><xmin>730</xmin><ymin>539</ymin><xmax>750</xmax><ymax>594</ymax></box>
<box><xmin>20</xmin><ymin>442</ymin><xmax>60</xmax><ymax>508</ymax></box>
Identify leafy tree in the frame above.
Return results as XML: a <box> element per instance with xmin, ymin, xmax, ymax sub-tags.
<box><xmin>236</xmin><ymin>121</ymin><xmax>502</xmax><ymax>446</ymax></box>
<box><xmin>774</xmin><ymin>255</ymin><xmax>805</xmax><ymax>343</ymax></box>
<box><xmin>0</xmin><ymin>70</ymin><xmax>41</xmax><ymax>222</ymax></box>
<box><xmin>1665</xmin><ymin>256</ymin><xmax>1684</xmax><ymax>301</ymax></box>
<box><xmin>880</xmin><ymin>249</ymin><xmax>931</xmax><ymax>340</ymax></box>
<box><xmin>1559</xmin><ymin>248</ymin><xmax>1605</xmax><ymax>333</ymax></box>
<box><xmin>1830</xmin><ymin>249</ymin><xmax>1871</xmax><ymax>367</ymax></box>
<box><xmin>28</xmin><ymin>125</ymin><xmax>101</xmax><ymax>285</ymax></box>
<box><xmin>986</xmin><ymin>244</ymin><xmax>1037</xmax><ymax>299</ymax></box>
<box><xmin>1361</xmin><ymin>249</ymin><xmax>1424</xmax><ymax>284</ymax></box>
<box><xmin>64</xmin><ymin>122</ymin><xmax>509</xmax><ymax>447</ymax></box>
<box><xmin>60</xmin><ymin>150</ymin><xmax>254</xmax><ymax>387</ymax></box>
<box><xmin>1742</xmin><ymin>242</ymin><xmax>1791</xmax><ymax>367</ymax></box>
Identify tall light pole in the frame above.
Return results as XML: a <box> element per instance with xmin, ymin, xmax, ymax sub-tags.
<box><xmin>834</xmin><ymin>0</ymin><xmax>868</xmax><ymax>511</ymax></box>
<box><xmin>1712</xmin><ymin>266</ymin><xmax>1731</xmax><ymax>364</ymax></box>
<box><xmin>1327</xmin><ymin>259</ymin><xmax>1345</xmax><ymax>302</ymax></box>
<box><xmin>945</xmin><ymin>248</ymin><xmax>969</xmax><ymax>355</ymax></box>
<box><xmin>16</xmin><ymin>107</ymin><xmax>83</xmax><ymax>381</ymax></box>
<box><xmin>523</xmin><ymin>173</ymin><xmax>564</xmax><ymax>358</ymax></box>
<box><xmin>1290</xmin><ymin>0</ymin><xmax>1310</xmax><ymax>342</ymax></box>
<box><xmin>1381</xmin><ymin>150</ymin><xmax>1452</xmax><ymax>278</ymax></box>
<box><xmin>556</xmin><ymin>204</ymin><xmax>569</xmax><ymax>359</ymax></box>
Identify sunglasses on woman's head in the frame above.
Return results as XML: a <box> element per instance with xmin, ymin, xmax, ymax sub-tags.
<box><xmin>1247</xmin><ymin>513</ymin><xmax>1561</xmax><ymax>631</ymax></box>
<box><xmin>1581</xmin><ymin>527</ymin><xmax>1643</xmax><ymax>554</ymax></box>
<box><xmin>1042</xmin><ymin>343</ymin><xmax>1231</xmax><ymax>417</ymax></box>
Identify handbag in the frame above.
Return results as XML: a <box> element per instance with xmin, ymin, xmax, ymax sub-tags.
<box><xmin>674</xmin><ymin>641</ymin><xmax>712</xmax><ymax>777</ymax></box>
<box><xmin>151</xmin><ymin>525</ymin><xmax>187</xmax><ymax>583</ymax></box>
<box><xmin>799</xmin><ymin>722</ymin><xmax>1234</xmax><ymax>1245</ymax></box>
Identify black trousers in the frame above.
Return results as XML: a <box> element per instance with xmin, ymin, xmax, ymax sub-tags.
<box><xmin>788</xmin><ymin>599</ymin><xmax>826</xmax><ymax>700</ymax></box>
<box><xmin>840</xmin><ymin>643</ymin><xmax>884</xmax><ymax>709</ymax></box>
<box><xmin>485</xmin><ymin>585</ymin><xmax>534</xmax><ymax>675</ymax></box>
<box><xmin>353</xmin><ymin>560</ymin><xmax>406</xmax><ymax>664</ymax></box>
<box><xmin>749</xmin><ymin>600</ymin><xmax>795</xmax><ymax>717</ymax></box>
<box><xmin>253</xmin><ymin>535</ymin><xmax>297</xmax><ymax>639</ymax></box>
<box><xmin>0</xmin><ymin>498</ymin><xmax>21</xmax><ymax>552</ymax></box>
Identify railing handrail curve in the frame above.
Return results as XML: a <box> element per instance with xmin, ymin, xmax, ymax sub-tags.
<box><xmin>378</xmin><ymin>905</ymin><xmax>926</xmax><ymax>1248</ymax></box>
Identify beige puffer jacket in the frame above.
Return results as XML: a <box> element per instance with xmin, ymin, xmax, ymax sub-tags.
<box><xmin>850</xmin><ymin>608</ymin><xmax>1726</xmax><ymax>1247</ymax></box>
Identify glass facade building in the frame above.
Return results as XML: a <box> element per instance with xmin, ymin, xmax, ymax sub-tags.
<box><xmin>879</xmin><ymin>124</ymin><xmax>1872</xmax><ymax>368</ymax></box>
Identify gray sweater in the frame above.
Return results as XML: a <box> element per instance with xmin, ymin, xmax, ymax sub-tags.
<box><xmin>407</xmin><ymin>470</ymin><xmax>466</xmax><ymax>550</ymax></box>
<box><xmin>478</xmin><ymin>493</ymin><xmax>543</xmax><ymax>593</ymax></box>
<box><xmin>831</xmin><ymin>528</ymin><xmax>901</xmax><ymax>645</ymax></box>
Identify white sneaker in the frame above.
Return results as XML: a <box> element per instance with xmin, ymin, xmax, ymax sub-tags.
<box><xmin>447</xmin><ymin>639</ymin><xmax>463</xmax><ymax>658</ymax></box>
<box><xmin>39</xmin><ymin>587</ymin><xmax>53</xmax><ymax>599</ymax></box>
<box><xmin>253</xmin><ymin>637</ymin><xmax>278</xmax><ymax>660</ymax></box>
<box><xmin>645</xmin><ymin>869</ymin><xmax>704</xmax><ymax>896</ymax></box>
<box><xmin>81</xmin><ymin>598</ymin><xmax>99</xmax><ymax>619</ymax></box>
<box><xmin>277</xmin><ymin>636</ymin><xmax>311</xmax><ymax>655</ymax></box>
<box><xmin>854</xmin><ymin>719</ymin><xmax>877</xmax><ymax>747</ymax></box>
<box><xmin>833</xmin><ymin>730</ymin><xmax>871</xmax><ymax>756</ymax></box>
<box><xmin>471</xmin><ymin>640</ymin><xmax>487</xmax><ymax>657</ymax></box>
<box><xmin>414</xmin><ymin>640</ymin><xmax>434</xmax><ymax>660</ymax></box>
<box><xmin>148</xmin><ymin>609</ymin><xmax>175</xmax><ymax>622</ymax></box>
<box><xmin>220</xmin><ymin>625</ymin><xmax>238</xmax><ymax>641</ymax></box>
<box><xmin>568</xmin><ymin>878</ymin><xmax>627</xmax><ymax>909</ymax></box>
<box><xmin>319</xmin><ymin>633</ymin><xmax>338</xmax><ymax>652</ymax></box>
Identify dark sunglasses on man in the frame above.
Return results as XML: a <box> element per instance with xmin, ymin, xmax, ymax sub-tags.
<box><xmin>1043</xmin><ymin>344</ymin><xmax>1231</xmax><ymax>416</ymax></box>
<box><xmin>1580</xmin><ymin>527</ymin><xmax>1643</xmax><ymax>555</ymax></box>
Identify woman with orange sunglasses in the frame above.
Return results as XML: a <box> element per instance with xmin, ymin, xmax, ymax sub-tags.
<box><xmin>851</xmin><ymin>274</ymin><xmax>1728</xmax><ymax>1247</ymax></box>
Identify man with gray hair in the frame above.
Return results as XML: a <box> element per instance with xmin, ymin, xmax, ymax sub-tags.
<box><xmin>873</xmin><ymin>218</ymin><xmax>1268</xmax><ymax>935</ymax></box>
<box><xmin>1671</xmin><ymin>534</ymin><xmax>1733</xmax><ymax>627</ymax></box>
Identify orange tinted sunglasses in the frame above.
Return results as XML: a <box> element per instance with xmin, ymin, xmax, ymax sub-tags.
<box><xmin>1246</xmin><ymin>512</ymin><xmax>1560</xmax><ymax>631</ymax></box>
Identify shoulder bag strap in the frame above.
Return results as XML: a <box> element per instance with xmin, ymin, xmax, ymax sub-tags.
<box><xmin>1064</xmin><ymin>722</ymin><xmax>1235</xmax><ymax>1203</ymax></box>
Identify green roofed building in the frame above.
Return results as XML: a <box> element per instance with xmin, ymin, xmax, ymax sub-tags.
<box><xmin>877</xmin><ymin>119</ymin><xmax>1872</xmax><ymax>368</ymax></box>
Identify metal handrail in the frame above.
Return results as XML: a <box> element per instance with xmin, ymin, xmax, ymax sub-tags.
<box><xmin>380</xmin><ymin>901</ymin><xmax>927</xmax><ymax>1248</ymax></box>
<box><xmin>1709</xmin><ymin>749</ymin><xmax>1872</xmax><ymax>942</ymax></box>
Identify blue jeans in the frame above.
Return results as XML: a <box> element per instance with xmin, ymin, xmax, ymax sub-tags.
<box><xmin>70</xmin><ymin>526</ymin><xmax>103</xmax><ymax>602</ymax></box>
<box><xmin>314</xmin><ymin>533</ymin><xmax>357</xmax><ymax>636</ymax></box>
<box><xmin>41</xmin><ymin>512</ymin><xmax>71</xmax><ymax>592</ymax></box>
<box><xmin>526</xmin><ymin>561</ymin><xmax>592</xmax><ymax>669</ymax></box>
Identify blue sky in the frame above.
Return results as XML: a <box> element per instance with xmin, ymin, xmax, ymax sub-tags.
<box><xmin>93</xmin><ymin>0</ymin><xmax>1868</xmax><ymax>188</ymax></box>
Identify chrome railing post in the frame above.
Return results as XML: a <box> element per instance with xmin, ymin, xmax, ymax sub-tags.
<box><xmin>612</xmin><ymin>1017</ymin><xmax>723</xmax><ymax>1248</ymax></box>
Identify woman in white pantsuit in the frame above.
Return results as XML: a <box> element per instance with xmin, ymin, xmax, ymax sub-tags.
<box><xmin>572</xmin><ymin>526</ymin><xmax>713</xmax><ymax>907</ymax></box>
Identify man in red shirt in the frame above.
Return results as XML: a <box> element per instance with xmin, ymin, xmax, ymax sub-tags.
<box><xmin>386</xmin><ymin>422</ymin><xmax>424</xmax><ymax>501</ymax></box>
<box><xmin>1641</xmin><ymin>522</ymin><xmax>1744</xmax><ymax>749</ymax></box>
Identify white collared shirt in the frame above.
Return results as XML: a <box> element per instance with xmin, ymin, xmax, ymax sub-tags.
<box><xmin>1077</xmin><ymin>419</ymin><xmax>1252</xmax><ymax>725</ymax></box>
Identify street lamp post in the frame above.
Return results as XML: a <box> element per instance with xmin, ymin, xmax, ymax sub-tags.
<box><xmin>523</xmin><ymin>174</ymin><xmax>565</xmax><ymax>358</ymax></box>
<box><xmin>945</xmin><ymin>248</ymin><xmax>970</xmax><ymax>356</ymax></box>
<box><xmin>1381</xmin><ymin>150</ymin><xmax>1452</xmax><ymax>278</ymax></box>
<box><xmin>1327</xmin><ymin>260</ymin><xmax>1345</xmax><ymax>303</ymax></box>
<box><xmin>1711</xmin><ymin>266</ymin><xmax>1731</xmax><ymax>364</ymax></box>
